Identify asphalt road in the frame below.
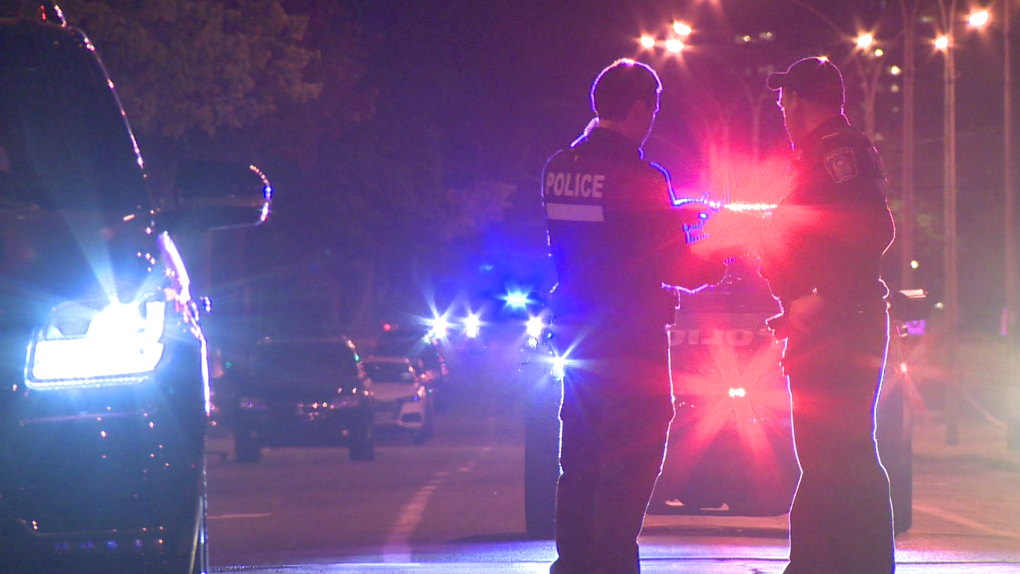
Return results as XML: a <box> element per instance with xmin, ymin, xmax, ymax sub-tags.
<box><xmin>204</xmin><ymin>360</ymin><xmax>1020</xmax><ymax>573</ymax></box>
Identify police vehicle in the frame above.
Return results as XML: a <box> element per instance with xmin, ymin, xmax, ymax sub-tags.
<box><xmin>648</xmin><ymin>258</ymin><xmax>916</xmax><ymax>532</ymax></box>
<box><xmin>0</xmin><ymin>5</ymin><xmax>270</xmax><ymax>573</ymax></box>
<box><xmin>523</xmin><ymin>248</ymin><xmax>922</xmax><ymax>540</ymax></box>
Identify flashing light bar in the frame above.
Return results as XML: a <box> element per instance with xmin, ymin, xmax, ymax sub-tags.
<box><xmin>505</xmin><ymin>291</ymin><xmax>529</xmax><ymax>309</ymax></box>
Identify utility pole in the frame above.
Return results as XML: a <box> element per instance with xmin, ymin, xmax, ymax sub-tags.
<box><xmin>901</xmin><ymin>0</ymin><xmax>918</xmax><ymax>290</ymax></box>
<box><xmin>1003</xmin><ymin>0</ymin><xmax>1019</xmax><ymax>451</ymax></box>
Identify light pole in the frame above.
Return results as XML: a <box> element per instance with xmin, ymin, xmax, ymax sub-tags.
<box><xmin>931</xmin><ymin>2</ymin><xmax>991</xmax><ymax>444</ymax></box>
<box><xmin>1005</xmin><ymin>3</ymin><xmax>1015</xmax><ymax>340</ymax></box>
<box><xmin>1000</xmin><ymin>0</ymin><xmax>1019</xmax><ymax>451</ymax></box>
<box><xmin>935</xmin><ymin>26</ymin><xmax>959</xmax><ymax>336</ymax></box>
<box><xmin>933</xmin><ymin>2</ymin><xmax>991</xmax><ymax>327</ymax></box>
<box><xmin>900</xmin><ymin>0</ymin><xmax>922</xmax><ymax>290</ymax></box>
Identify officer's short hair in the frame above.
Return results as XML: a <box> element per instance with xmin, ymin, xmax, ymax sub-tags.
<box><xmin>766</xmin><ymin>56</ymin><xmax>845</xmax><ymax>109</ymax></box>
<box><xmin>590</xmin><ymin>59</ymin><xmax>662</xmax><ymax>121</ymax></box>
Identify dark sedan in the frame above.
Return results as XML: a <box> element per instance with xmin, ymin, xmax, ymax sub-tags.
<box><xmin>233</xmin><ymin>337</ymin><xmax>375</xmax><ymax>462</ymax></box>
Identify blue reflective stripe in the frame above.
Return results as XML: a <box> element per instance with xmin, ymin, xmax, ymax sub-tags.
<box><xmin>546</xmin><ymin>203</ymin><xmax>604</xmax><ymax>222</ymax></box>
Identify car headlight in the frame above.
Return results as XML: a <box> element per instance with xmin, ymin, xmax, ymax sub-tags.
<box><xmin>525</xmin><ymin>316</ymin><xmax>544</xmax><ymax>339</ymax></box>
<box><xmin>26</xmin><ymin>299</ymin><xmax>167</xmax><ymax>389</ymax></box>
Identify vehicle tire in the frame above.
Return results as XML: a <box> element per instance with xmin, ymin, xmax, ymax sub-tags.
<box><xmin>162</xmin><ymin>479</ymin><xmax>208</xmax><ymax>574</ymax></box>
<box><xmin>888</xmin><ymin>429</ymin><xmax>913</xmax><ymax>535</ymax></box>
<box><xmin>188</xmin><ymin>488</ymin><xmax>209</xmax><ymax>574</ymax></box>
<box><xmin>412</xmin><ymin>419</ymin><xmax>432</xmax><ymax>445</ymax></box>
<box><xmin>524</xmin><ymin>374</ymin><xmax>561</xmax><ymax>540</ymax></box>
<box><xmin>877</xmin><ymin>380</ymin><xmax>913</xmax><ymax>534</ymax></box>
<box><xmin>0</xmin><ymin>520</ymin><xmax>30</xmax><ymax>573</ymax></box>
<box><xmin>729</xmin><ymin>480</ymin><xmax>795</xmax><ymax>517</ymax></box>
<box><xmin>349</xmin><ymin>424</ymin><xmax>375</xmax><ymax>461</ymax></box>
<box><xmin>234</xmin><ymin>432</ymin><xmax>262</xmax><ymax>464</ymax></box>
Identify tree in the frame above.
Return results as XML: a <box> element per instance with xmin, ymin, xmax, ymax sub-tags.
<box><xmin>55</xmin><ymin>0</ymin><xmax>322</xmax><ymax>139</ymax></box>
<box><xmin>8</xmin><ymin>1</ymin><xmax>517</xmax><ymax>332</ymax></box>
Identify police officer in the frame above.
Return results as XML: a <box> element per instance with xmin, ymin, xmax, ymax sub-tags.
<box><xmin>762</xmin><ymin>57</ymin><xmax>897</xmax><ymax>574</ymax></box>
<box><xmin>542</xmin><ymin>59</ymin><xmax>723</xmax><ymax>574</ymax></box>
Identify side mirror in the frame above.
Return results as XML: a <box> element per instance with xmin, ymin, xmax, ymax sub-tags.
<box><xmin>170</xmin><ymin>161</ymin><xmax>272</xmax><ymax>231</ymax></box>
<box><xmin>889</xmin><ymin>289</ymin><xmax>931</xmax><ymax>322</ymax></box>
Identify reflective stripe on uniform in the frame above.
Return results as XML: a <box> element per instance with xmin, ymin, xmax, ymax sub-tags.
<box><xmin>546</xmin><ymin>202</ymin><xmax>605</xmax><ymax>222</ymax></box>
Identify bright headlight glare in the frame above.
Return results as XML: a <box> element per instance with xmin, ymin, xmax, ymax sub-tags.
<box><xmin>464</xmin><ymin>315</ymin><xmax>482</xmax><ymax>338</ymax></box>
<box><xmin>28</xmin><ymin>300</ymin><xmax>167</xmax><ymax>387</ymax></box>
<box><xmin>526</xmin><ymin>316</ymin><xmax>544</xmax><ymax>339</ymax></box>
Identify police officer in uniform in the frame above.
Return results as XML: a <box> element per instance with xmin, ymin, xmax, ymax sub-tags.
<box><xmin>762</xmin><ymin>57</ymin><xmax>897</xmax><ymax>574</ymax></box>
<box><xmin>542</xmin><ymin>59</ymin><xmax>723</xmax><ymax>574</ymax></box>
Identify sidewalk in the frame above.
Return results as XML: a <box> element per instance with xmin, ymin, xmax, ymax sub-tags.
<box><xmin>912</xmin><ymin>406</ymin><xmax>1020</xmax><ymax>472</ymax></box>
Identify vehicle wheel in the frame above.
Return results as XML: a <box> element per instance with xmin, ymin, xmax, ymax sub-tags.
<box><xmin>349</xmin><ymin>425</ymin><xmax>375</xmax><ymax>461</ymax></box>
<box><xmin>728</xmin><ymin>432</ymin><xmax>799</xmax><ymax>517</ymax></box>
<box><xmin>877</xmin><ymin>381</ymin><xmax>913</xmax><ymax>534</ymax></box>
<box><xmin>0</xmin><ymin>521</ymin><xmax>30</xmax><ymax>573</ymax></box>
<box><xmin>189</xmin><ymin>489</ymin><xmax>209</xmax><ymax>574</ymax></box>
<box><xmin>888</xmin><ymin>430</ymin><xmax>913</xmax><ymax>535</ymax></box>
<box><xmin>234</xmin><ymin>432</ymin><xmax>262</xmax><ymax>464</ymax></box>
<box><xmin>412</xmin><ymin>410</ymin><xmax>434</xmax><ymax>445</ymax></box>
<box><xmin>165</xmin><ymin>478</ymin><xmax>208</xmax><ymax>574</ymax></box>
<box><xmin>524</xmin><ymin>376</ymin><xmax>561</xmax><ymax>540</ymax></box>
<box><xmin>729</xmin><ymin>480</ymin><xmax>795</xmax><ymax>517</ymax></box>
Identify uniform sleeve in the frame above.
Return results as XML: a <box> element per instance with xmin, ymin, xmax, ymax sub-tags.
<box><xmin>760</xmin><ymin>138</ymin><xmax>894</xmax><ymax>302</ymax></box>
<box><xmin>639</xmin><ymin>165</ymin><xmax>726</xmax><ymax>290</ymax></box>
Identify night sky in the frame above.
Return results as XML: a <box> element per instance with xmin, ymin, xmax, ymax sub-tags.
<box><xmin>346</xmin><ymin>0</ymin><xmax>1013</xmax><ymax>329</ymax></box>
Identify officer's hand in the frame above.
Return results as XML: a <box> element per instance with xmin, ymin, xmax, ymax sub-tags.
<box><xmin>675</xmin><ymin>199</ymin><xmax>715</xmax><ymax>228</ymax></box>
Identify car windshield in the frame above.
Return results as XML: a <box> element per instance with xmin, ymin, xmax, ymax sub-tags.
<box><xmin>374</xmin><ymin>331</ymin><xmax>443</xmax><ymax>369</ymax></box>
<box><xmin>364</xmin><ymin>361</ymin><xmax>415</xmax><ymax>384</ymax></box>
<box><xmin>0</xmin><ymin>25</ymin><xmax>148</xmax><ymax>213</ymax></box>
<box><xmin>252</xmin><ymin>341</ymin><xmax>359</xmax><ymax>380</ymax></box>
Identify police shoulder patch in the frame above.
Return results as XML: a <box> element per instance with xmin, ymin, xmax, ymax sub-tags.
<box><xmin>823</xmin><ymin>147</ymin><xmax>858</xmax><ymax>184</ymax></box>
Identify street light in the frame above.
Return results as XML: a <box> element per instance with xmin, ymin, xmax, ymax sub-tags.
<box><xmin>928</xmin><ymin>1</ymin><xmax>991</xmax><ymax>445</ymax></box>
<box><xmin>665</xmin><ymin>38</ymin><xmax>686</xmax><ymax>53</ymax></box>
<box><xmin>673</xmin><ymin>21</ymin><xmax>693</xmax><ymax>36</ymax></box>
<box><xmin>634</xmin><ymin>22</ymin><xmax>775</xmax><ymax>161</ymax></box>
<box><xmin>969</xmin><ymin>9</ymin><xmax>991</xmax><ymax>26</ymax></box>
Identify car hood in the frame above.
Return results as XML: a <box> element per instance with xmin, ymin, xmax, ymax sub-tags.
<box><xmin>371</xmin><ymin>382</ymin><xmax>419</xmax><ymax>403</ymax></box>
<box><xmin>241</xmin><ymin>373</ymin><xmax>363</xmax><ymax>402</ymax></box>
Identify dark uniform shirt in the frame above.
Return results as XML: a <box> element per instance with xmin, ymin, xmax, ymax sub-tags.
<box><xmin>760</xmin><ymin>115</ymin><xmax>895</xmax><ymax>311</ymax></box>
<box><xmin>542</xmin><ymin>128</ymin><xmax>718</xmax><ymax>368</ymax></box>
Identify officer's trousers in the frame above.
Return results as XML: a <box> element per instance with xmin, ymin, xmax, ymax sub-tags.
<box><xmin>550</xmin><ymin>370</ymin><xmax>673</xmax><ymax>574</ymax></box>
<box><xmin>781</xmin><ymin>308</ymin><xmax>895</xmax><ymax>574</ymax></box>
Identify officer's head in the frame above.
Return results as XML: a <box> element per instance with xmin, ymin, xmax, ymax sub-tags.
<box><xmin>767</xmin><ymin>57</ymin><xmax>845</xmax><ymax>144</ymax></box>
<box><xmin>590</xmin><ymin>59</ymin><xmax>662</xmax><ymax>146</ymax></box>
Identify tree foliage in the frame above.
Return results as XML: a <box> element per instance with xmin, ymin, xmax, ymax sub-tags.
<box><xmin>4</xmin><ymin>1</ymin><xmax>517</xmax><ymax>327</ymax></box>
<box><xmin>55</xmin><ymin>0</ymin><xmax>322</xmax><ymax>138</ymax></box>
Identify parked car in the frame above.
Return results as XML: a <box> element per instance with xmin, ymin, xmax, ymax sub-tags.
<box><xmin>233</xmin><ymin>337</ymin><xmax>375</xmax><ymax>462</ymax></box>
<box><xmin>0</xmin><ymin>8</ymin><xmax>269</xmax><ymax>574</ymax></box>
<box><xmin>363</xmin><ymin>356</ymin><xmax>434</xmax><ymax>443</ymax></box>
<box><xmin>374</xmin><ymin>326</ymin><xmax>450</xmax><ymax>408</ymax></box>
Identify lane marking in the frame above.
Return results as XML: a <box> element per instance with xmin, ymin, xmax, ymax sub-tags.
<box><xmin>383</xmin><ymin>475</ymin><xmax>446</xmax><ymax>562</ymax></box>
<box><xmin>914</xmin><ymin>504</ymin><xmax>1020</xmax><ymax>541</ymax></box>
<box><xmin>383</xmin><ymin>447</ymin><xmax>492</xmax><ymax>562</ymax></box>
<box><xmin>208</xmin><ymin>513</ymin><xmax>273</xmax><ymax>520</ymax></box>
